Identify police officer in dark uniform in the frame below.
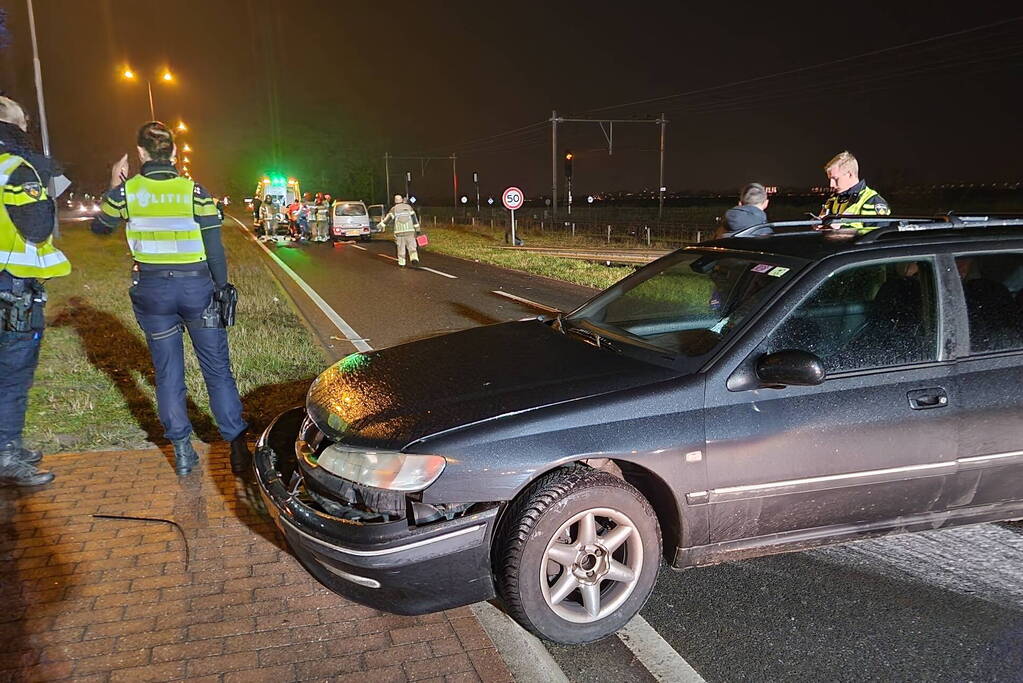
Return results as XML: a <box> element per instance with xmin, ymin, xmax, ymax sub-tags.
<box><xmin>0</xmin><ymin>96</ymin><xmax>69</xmax><ymax>487</ymax></box>
<box><xmin>92</xmin><ymin>121</ymin><xmax>251</xmax><ymax>476</ymax></box>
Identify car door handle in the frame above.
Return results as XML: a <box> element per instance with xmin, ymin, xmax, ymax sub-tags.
<box><xmin>907</xmin><ymin>387</ymin><xmax>948</xmax><ymax>410</ymax></box>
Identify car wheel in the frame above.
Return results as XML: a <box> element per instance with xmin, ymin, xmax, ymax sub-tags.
<box><xmin>494</xmin><ymin>467</ymin><xmax>661</xmax><ymax>644</ymax></box>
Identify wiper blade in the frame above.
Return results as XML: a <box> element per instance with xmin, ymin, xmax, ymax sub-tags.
<box><xmin>567</xmin><ymin>326</ymin><xmax>622</xmax><ymax>353</ymax></box>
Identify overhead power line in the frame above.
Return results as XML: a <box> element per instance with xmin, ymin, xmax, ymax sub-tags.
<box><xmin>583</xmin><ymin>14</ymin><xmax>1023</xmax><ymax>115</ymax></box>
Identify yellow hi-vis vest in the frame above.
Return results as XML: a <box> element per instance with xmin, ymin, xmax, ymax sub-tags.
<box><xmin>822</xmin><ymin>184</ymin><xmax>890</xmax><ymax>233</ymax></box>
<box><xmin>823</xmin><ymin>186</ymin><xmax>881</xmax><ymax>216</ymax></box>
<box><xmin>0</xmin><ymin>153</ymin><xmax>71</xmax><ymax>279</ymax></box>
<box><xmin>124</xmin><ymin>175</ymin><xmax>206</xmax><ymax>264</ymax></box>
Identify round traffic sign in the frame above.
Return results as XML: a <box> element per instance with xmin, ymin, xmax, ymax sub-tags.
<box><xmin>587</xmin><ymin>195</ymin><xmax>594</xmax><ymax>204</ymax></box>
<box><xmin>502</xmin><ymin>186</ymin><xmax>524</xmax><ymax>210</ymax></box>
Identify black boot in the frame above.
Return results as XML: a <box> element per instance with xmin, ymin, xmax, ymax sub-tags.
<box><xmin>230</xmin><ymin>434</ymin><xmax>252</xmax><ymax>475</ymax></box>
<box><xmin>0</xmin><ymin>440</ymin><xmax>42</xmax><ymax>465</ymax></box>
<box><xmin>171</xmin><ymin>438</ymin><xmax>199</xmax><ymax>476</ymax></box>
<box><xmin>0</xmin><ymin>451</ymin><xmax>54</xmax><ymax>487</ymax></box>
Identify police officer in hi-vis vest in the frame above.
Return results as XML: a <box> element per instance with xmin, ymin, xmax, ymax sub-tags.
<box><xmin>92</xmin><ymin>121</ymin><xmax>251</xmax><ymax>476</ymax></box>
<box><xmin>0</xmin><ymin>96</ymin><xmax>69</xmax><ymax>487</ymax></box>
<box><xmin>819</xmin><ymin>151</ymin><xmax>891</xmax><ymax>233</ymax></box>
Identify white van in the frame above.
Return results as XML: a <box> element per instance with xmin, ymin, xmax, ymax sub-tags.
<box><xmin>331</xmin><ymin>200</ymin><xmax>372</xmax><ymax>241</ymax></box>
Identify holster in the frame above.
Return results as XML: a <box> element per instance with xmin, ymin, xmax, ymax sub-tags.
<box><xmin>0</xmin><ymin>279</ymin><xmax>46</xmax><ymax>333</ymax></box>
<box><xmin>201</xmin><ymin>283</ymin><xmax>238</xmax><ymax>328</ymax></box>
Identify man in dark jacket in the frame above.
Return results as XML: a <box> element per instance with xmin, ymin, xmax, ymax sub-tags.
<box><xmin>720</xmin><ymin>183</ymin><xmax>771</xmax><ymax>237</ymax></box>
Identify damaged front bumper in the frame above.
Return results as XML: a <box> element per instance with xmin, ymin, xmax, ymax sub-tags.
<box><xmin>254</xmin><ymin>407</ymin><xmax>499</xmax><ymax>615</ymax></box>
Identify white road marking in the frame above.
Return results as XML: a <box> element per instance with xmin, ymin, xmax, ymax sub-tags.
<box><xmin>470</xmin><ymin>603</ymin><xmax>569</xmax><ymax>683</ymax></box>
<box><xmin>419</xmin><ymin>266</ymin><xmax>457</xmax><ymax>279</ymax></box>
<box><xmin>617</xmin><ymin>615</ymin><xmax>706</xmax><ymax>683</ymax></box>
<box><xmin>228</xmin><ymin>215</ymin><xmax>372</xmax><ymax>353</ymax></box>
<box><xmin>374</xmin><ymin>253</ymin><xmax>457</xmax><ymax>278</ymax></box>
<box><xmin>490</xmin><ymin>290</ymin><xmax>561</xmax><ymax>314</ymax></box>
<box><xmin>350</xmin><ymin>244</ymin><xmax>367</xmax><ymax>251</ymax></box>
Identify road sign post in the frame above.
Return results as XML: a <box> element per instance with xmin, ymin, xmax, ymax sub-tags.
<box><xmin>502</xmin><ymin>186</ymin><xmax>524</xmax><ymax>246</ymax></box>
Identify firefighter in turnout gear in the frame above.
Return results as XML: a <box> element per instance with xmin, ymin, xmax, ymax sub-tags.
<box><xmin>0</xmin><ymin>97</ymin><xmax>69</xmax><ymax>487</ymax></box>
<box><xmin>92</xmin><ymin>121</ymin><xmax>251</xmax><ymax>476</ymax></box>
<box><xmin>820</xmin><ymin>151</ymin><xmax>891</xmax><ymax>233</ymax></box>
<box><xmin>380</xmin><ymin>194</ymin><xmax>420</xmax><ymax>266</ymax></box>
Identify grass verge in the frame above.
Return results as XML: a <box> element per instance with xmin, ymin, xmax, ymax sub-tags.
<box><xmin>421</xmin><ymin>223</ymin><xmax>640</xmax><ymax>290</ymax></box>
<box><xmin>25</xmin><ymin>220</ymin><xmax>328</xmax><ymax>452</ymax></box>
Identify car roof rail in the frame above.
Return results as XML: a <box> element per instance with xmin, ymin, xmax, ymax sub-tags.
<box><xmin>732</xmin><ymin>215</ymin><xmax>934</xmax><ymax>238</ymax></box>
<box><xmin>856</xmin><ymin>215</ymin><xmax>1023</xmax><ymax>243</ymax></box>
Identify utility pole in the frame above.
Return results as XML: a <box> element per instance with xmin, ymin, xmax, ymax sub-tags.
<box><xmin>658</xmin><ymin>113</ymin><xmax>667</xmax><ymax>220</ymax></box>
<box><xmin>553</xmin><ymin>113</ymin><xmax>666</xmax><ymax>222</ymax></box>
<box><xmin>384</xmin><ymin>152</ymin><xmax>391</xmax><ymax>203</ymax></box>
<box><xmin>26</xmin><ymin>0</ymin><xmax>59</xmax><ymax>238</ymax></box>
<box><xmin>550</xmin><ymin>110</ymin><xmax>558</xmax><ymax>221</ymax></box>
<box><xmin>451</xmin><ymin>154</ymin><xmax>458</xmax><ymax>208</ymax></box>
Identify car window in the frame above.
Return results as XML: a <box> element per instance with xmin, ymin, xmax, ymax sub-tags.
<box><xmin>568</xmin><ymin>253</ymin><xmax>797</xmax><ymax>357</ymax></box>
<box><xmin>335</xmin><ymin>203</ymin><xmax>367</xmax><ymax>217</ymax></box>
<box><xmin>956</xmin><ymin>252</ymin><xmax>1023</xmax><ymax>354</ymax></box>
<box><xmin>761</xmin><ymin>259</ymin><xmax>939</xmax><ymax>374</ymax></box>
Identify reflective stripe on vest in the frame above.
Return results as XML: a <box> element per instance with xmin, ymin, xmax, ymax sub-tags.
<box><xmin>824</xmin><ymin>187</ymin><xmax>878</xmax><ymax>215</ymax></box>
<box><xmin>124</xmin><ymin>175</ymin><xmax>206</xmax><ymax>264</ymax></box>
<box><xmin>0</xmin><ymin>153</ymin><xmax>72</xmax><ymax>279</ymax></box>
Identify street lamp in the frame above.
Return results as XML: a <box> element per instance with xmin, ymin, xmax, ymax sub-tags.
<box><xmin>182</xmin><ymin>144</ymin><xmax>192</xmax><ymax>153</ymax></box>
<box><xmin>121</xmin><ymin>66</ymin><xmax>175</xmax><ymax>120</ymax></box>
<box><xmin>176</xmin><ymin>121</ymin><xmax>188</xmax><ymax>133</ymax></box>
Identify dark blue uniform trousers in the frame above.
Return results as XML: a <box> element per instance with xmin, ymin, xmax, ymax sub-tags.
<box><xmin>0</xmin><ymin>329</ymin><xmax>43</xmax><ymax>448</ymax></box>
<box><xmin>130</xmin><ymin>273</ymin><xmax>247</xmax><ymax>443</ymax></box>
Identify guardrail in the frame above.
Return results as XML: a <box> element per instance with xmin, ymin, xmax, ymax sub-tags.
<box><xmin>420</xmin><ymin>208</ymin><xmax>717</xmax><ymax>248</ymax></box>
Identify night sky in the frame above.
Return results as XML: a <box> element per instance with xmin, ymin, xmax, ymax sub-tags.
<box><xmin>1</xmin><ymin>1</ymin><xmax>1021</xmax><ymax>201</ymax></box>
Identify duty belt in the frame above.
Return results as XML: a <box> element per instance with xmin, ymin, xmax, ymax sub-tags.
<box><xmin>0</xmin><ymin>277</ymin><xmax>46</xmax><ymax>332</ymax></box>
<box><xmin>137</xmin><ymin>269</ymin><xmax>208</xmax><ymax>279</ymax></box>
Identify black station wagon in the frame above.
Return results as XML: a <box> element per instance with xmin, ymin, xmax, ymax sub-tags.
<box><xmin>255</xmin><ymin>216</ymin><xmax>1023</xmax><ymax>644</ymax></box>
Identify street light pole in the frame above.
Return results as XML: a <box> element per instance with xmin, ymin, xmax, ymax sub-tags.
<box><xmin>147</xmin><ymin>80</ymin><xmax>155</xmax><ymax>120</ymax></box>
<box><xmin>26</xmin><ymin>0</ymin><xmax>58</xmax><ymax>237</ymax></box>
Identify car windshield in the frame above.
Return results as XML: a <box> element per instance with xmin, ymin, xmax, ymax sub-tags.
<box><xmin>336</xmin><ymin>203</ymin><xmax>367</xmax><ymax>216</ymax></box>
<box><xmin>566</xmin><ymin>251</ymin><xmax>798</xmax><ymax>358</ymax></box>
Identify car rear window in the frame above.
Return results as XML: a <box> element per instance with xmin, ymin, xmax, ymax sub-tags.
<box><xmin>335</xmin><ymin>203</ymin><xmax>367</xmax><ymax>217</ymax></box>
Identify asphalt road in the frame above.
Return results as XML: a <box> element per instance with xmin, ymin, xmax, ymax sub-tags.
<box><xmin>237</xmin><ymin>219</ymin><xmax>1023</xmax><ymax>683</ymax></box>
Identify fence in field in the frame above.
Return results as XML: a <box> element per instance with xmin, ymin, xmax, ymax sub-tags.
<box><xmin>418</xmin><ymin>206</ymin><xmax>720</xmax><ymax>248</ymax></box>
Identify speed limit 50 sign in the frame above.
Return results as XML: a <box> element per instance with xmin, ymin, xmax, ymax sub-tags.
<box><xmin>502</xmin><ymin>186</ymin><xmax>524</xmax><ymax>211</ymax></box>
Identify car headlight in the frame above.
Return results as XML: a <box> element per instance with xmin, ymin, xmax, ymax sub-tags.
<box><xmin>313</xmin><ymin>444</ymin><xmax>445</xmax><ymax>492</ymax></box>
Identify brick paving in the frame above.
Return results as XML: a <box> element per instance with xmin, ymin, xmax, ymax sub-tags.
<box><xmin>0</xmin><ymin>445</ymin><xmax>514</xmax><ymax>682</ymax></box>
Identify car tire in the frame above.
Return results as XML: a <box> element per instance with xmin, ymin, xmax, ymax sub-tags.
<box><xmin>494</xmin><ymin>466</ymin><xmax>661</xmax><ymax>644</ymax></box>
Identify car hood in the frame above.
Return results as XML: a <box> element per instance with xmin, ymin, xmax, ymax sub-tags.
<box><xmin>306</xmin><ymin>320</ymin><xmax>679</xmax><ymax>450</ymax></box>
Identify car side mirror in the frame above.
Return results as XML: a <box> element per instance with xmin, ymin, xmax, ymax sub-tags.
<box><xmin>756</xmin><ymin>349</ymin><xmax>825</xmax><ymax>387</ymax></box>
